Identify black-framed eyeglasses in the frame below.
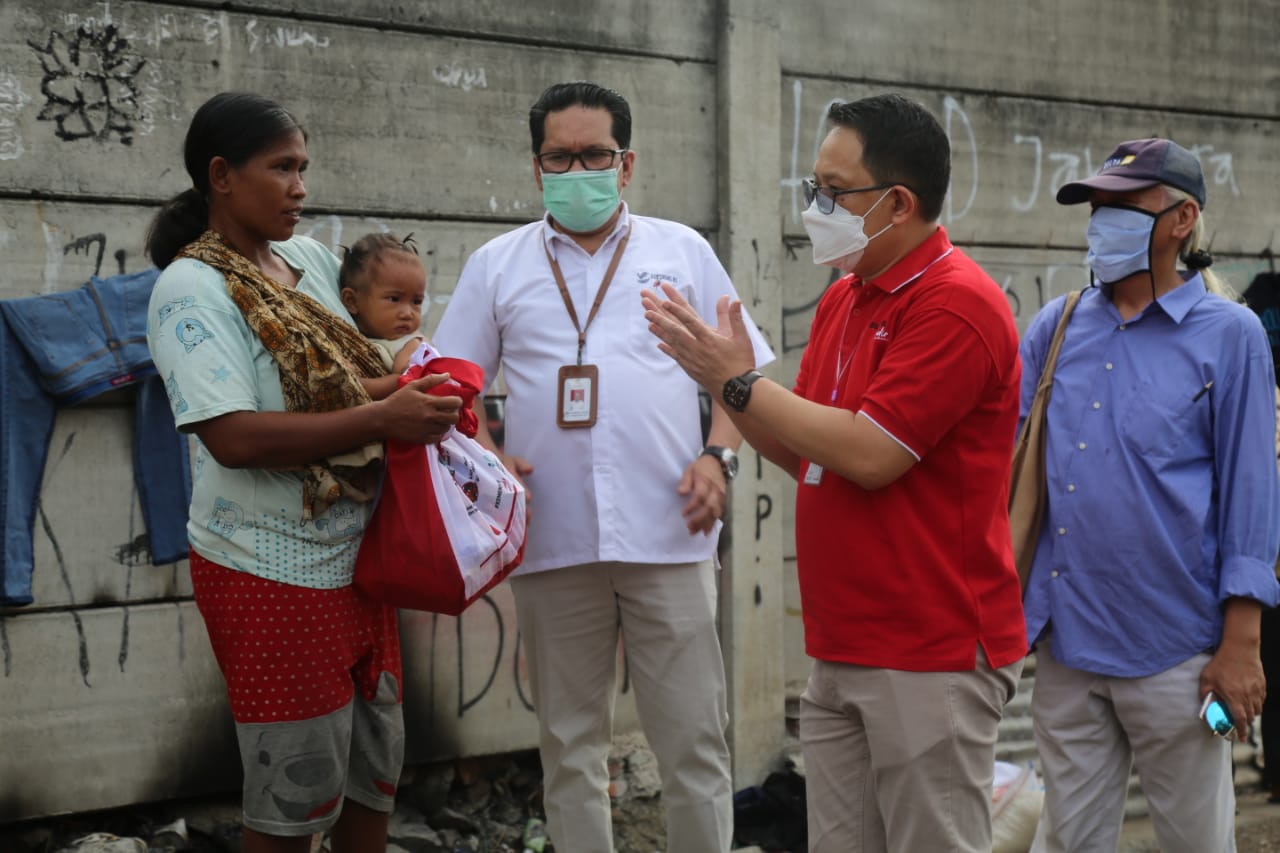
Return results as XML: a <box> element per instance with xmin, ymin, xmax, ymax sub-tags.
<box><xmin>802</xmin><ymin>177</ymin><xmax>907</xmax><ymax>215</ymax></box>
<box><xmin>536</xmin><ymin>148</ymin><xmax>627</xmax><ymax>174</ymax></box>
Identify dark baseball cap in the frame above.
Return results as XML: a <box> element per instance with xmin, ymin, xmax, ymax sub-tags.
<box><xmin>1056</xmin><ymin>138</ymin><xmax>1207</xmax><ymax>208</ymax></box>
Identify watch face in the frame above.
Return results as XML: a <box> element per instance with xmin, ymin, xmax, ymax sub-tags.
<box><xmin>723</xmin><ymin>375</ymin><xmax>751</xmax><ymax>412</ymax></box>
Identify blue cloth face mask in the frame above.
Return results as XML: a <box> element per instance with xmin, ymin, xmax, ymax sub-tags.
<box><xmin>541</xmin><ymin>168</ymin><xmax>621</xmax><ymax>233</ymax></box>
<box><xmin>1085</xmin><ymin>202</ymin><xmax>1178</xmax><ymax>286</ymax></box>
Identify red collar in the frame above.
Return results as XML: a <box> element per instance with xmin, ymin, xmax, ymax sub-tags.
<box><xmin>851</xmin><ymin>226</ymin><xmax>954</xmax><ymax>294</ymax></box>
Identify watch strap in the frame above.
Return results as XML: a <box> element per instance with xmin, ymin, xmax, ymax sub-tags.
<box><xmin>701</xmin><ymin>445</ymin><xmax>737</xmax><ymax>481</ymax></box>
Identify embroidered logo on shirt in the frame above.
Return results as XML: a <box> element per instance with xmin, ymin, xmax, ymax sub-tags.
<box><xmin>636</xmin><ymin>271</ymin><xmax>682</xmax><ymax>287</ymax></box>
<box><xmin>871</xmin><ymin>321</ymin><xmax>890</xmax><ymax>342</ymax></box>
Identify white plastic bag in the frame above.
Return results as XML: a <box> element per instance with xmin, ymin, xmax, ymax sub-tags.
<box><xmin>992</xmin><ymin>760</ymin><xmax>1043</xmax><ymax>853</ymax></box>
<box><xmin>354</xmin><ymin>342</ymin><xmax>526</xmax><ymax>614</ymax></box>
<box><xmin>431</xmin><ymin>429</ymin><xmax>526</xmax><ymax>599</ymax></box>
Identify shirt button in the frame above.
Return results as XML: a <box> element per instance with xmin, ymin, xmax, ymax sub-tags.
<box><xmin>1051</xmin><ymin>570</ymin><xmax>1060</xmax><ymax>578</ymax></box>
<box><xmin>1105</xmin><ymin>362</ymin><xmax>1114</xmax><ymax>370</ymax></box>
<box><xmin>1119</xmin><ymin>324</ymin><xmax>1127</xmax><ymax>330</ymax></box>
<box><xmin>1078</xmin><ymin>442</ymin><xmax>1087</xmax><ymax>450</ymax></box>
<box><xmin>1067</xmin><ymin>484</ymin><xmax>1076</xmax><ymax>492</ymax></box>
<box><xmin>1093</xmin><ymin>401</ymin><xmax>1101</xmax><ymax>409</ymax></box>
<box><xmin>1057</xmin><ymin>527</ymin><xmax>1067</xmax><ymax>535</ymax></box>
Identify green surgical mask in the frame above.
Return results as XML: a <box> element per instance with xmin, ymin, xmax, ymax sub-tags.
<box><xmin>541</xmin><ymin>168</ymin><xmax>621</xmax><ymax>233</ymax></box>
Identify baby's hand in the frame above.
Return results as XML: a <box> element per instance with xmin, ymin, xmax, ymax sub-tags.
<box><xmin>391</xmin><ymin>336</ymin><xmax>426</xmax><ymax>375</ymax></box>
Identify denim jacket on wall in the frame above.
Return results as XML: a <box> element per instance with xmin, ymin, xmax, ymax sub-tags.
<box><xmin>1</xmin><ymin>269</ymin><xmax>191</xmax><ymax>606</ymax></box>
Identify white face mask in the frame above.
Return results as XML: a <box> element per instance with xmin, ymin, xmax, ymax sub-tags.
<box><xmin>801</xmin><ymin>188</ymin><xmax>894</xmax><ymax>273</ymax></box>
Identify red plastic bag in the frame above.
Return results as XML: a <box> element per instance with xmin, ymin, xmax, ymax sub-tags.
<box><xmin>354</xmin><ymin>345</ymin><xmax>526</xmax><ymax>614</ymax></box>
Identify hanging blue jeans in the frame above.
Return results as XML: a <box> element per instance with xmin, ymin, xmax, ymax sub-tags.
<box><xmin>1</xmin><ymin>269</ymin><xmax>191</xmax><ymax>606</ymax></box>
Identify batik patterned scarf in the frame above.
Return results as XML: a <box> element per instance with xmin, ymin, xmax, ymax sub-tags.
<box><xmin>178</xmin><ymin>230</ymin><xmax>387</xmax><ymax>519</ymax></box>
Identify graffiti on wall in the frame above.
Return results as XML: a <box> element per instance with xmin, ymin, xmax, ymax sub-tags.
<box><xmin>432</xmin><ymin>61</ymin><xmax>488</xmax><ymax>92</ymax></box>
<box><xmin>61</xmin><ymin>232</ymin><xmax>128</xmax><ymax>279</ymax></box>
<box><xmin>28</xmin><ymin>24</ymin><xmax>146</xmax><ymax>145</ymax></box>
<box><xmin>0</xmin><ymin>70</ymin><xmax>30</xmax><ymax>160</ymax></box>
<box><xmin>8</xmin><ymin>4</ymin><xmax>339</xmax><ymax>156</ymax></box>
<box><xmin>34</xmin><ymin>223</ymin><xmax>134</xmax><ymax>293</ymax></box>
<box><xmin>779</xmin><ymin>79</ymin><xmax>1253</xmax><ymax>336</ymax></box>
<box><xmin>783</xmin><ymin>80</ymin><xmax>1243</xmax><ymax>230</ymax></box>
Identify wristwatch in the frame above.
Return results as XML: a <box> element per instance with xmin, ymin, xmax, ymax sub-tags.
<box><xmin>701</xmin><ymin>446</ymin><xmax>739</xmax><ymax>482</ymax></box>
<box><xmin>722</xmin><ymin>369</ymin><xmax>764</xmax><ymax>413</ymax></box>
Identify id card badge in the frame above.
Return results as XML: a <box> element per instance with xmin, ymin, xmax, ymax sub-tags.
<box><xmin>803</xmin><ymin>461</ymin><xmax>824</xmax><ymax>485</ymax></box>
<box><xmin>557</xmin><ymin>364</ymin><xmax>599</xmax><ymax>428</ymax></box>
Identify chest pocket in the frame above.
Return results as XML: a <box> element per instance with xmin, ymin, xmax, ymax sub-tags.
<box><xmin>1118</xmin><ymin>381</ymin><xmax>1205</xmax><ymax>460</ymax></box>
<box><xmin>627</xmin><ymin>276</ymin><xmax>695</xmax><ymax>363</ymax></box>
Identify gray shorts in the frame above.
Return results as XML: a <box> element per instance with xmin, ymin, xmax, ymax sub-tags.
<box><xmin>236</xmin><ymin>670</ymin><xmax>405</xmax><ymax>836</ymax></box>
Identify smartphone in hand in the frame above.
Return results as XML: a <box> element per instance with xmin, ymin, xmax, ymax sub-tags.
<box><xmin>1199</xmin><ymin>692</ymin><xmax>1235</xmax><ymax>739</ymax></box>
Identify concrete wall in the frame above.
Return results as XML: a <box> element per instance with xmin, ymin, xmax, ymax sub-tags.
<box><xmin>1</xmin><ymin>0</ymin><xmax>1277</xmax><ymax>822</ymax></box>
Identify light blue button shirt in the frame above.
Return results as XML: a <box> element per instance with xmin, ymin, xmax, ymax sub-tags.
<box><xmin>1020</xmin><ymin>274</ymin><xmax>1280</xmax><ymax>678</ymax></box>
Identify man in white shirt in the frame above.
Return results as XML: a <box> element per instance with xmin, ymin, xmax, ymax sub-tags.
<box><xmin>432</xmin><ymin>81</ymin><xmax>775</xmax><ymax>853</ymax></box>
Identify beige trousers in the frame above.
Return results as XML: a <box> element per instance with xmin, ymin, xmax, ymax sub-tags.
<box><xmin>510</xmin><ymin>560</ymin><xmax>732</xmax><ymax>853</ymax></box>
<box><xmin>1030</xmin><ymin>642</ymin><xmax>1235</xmax><ymax>853</ymax></box>
<box><xmin>800</xmin><ymin>649</ymin><xmax>1022</xmax><ymax>853</ymax></box>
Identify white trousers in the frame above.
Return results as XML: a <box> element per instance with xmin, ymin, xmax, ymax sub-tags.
<box><xmin>1030</xmin><ymin>642</ymin><xmax>1235</xmax><ymax>853</ymax></box>
<box><xmin>510</xmin><ymin>560</ymin><xmax>732</xmax><ymax>853</ymax></box>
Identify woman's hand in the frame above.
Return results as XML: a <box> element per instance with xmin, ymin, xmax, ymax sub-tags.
<box><xmin>379</xmin><ymin>373</ymin><xmax>462</xmax><ymax>444</ymax></box>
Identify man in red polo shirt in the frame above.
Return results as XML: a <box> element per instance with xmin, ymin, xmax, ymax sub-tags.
<box><xmin>642</xmin><ymin>93</ymin><xmax>1026</xmax><ymax>853</ymax></box>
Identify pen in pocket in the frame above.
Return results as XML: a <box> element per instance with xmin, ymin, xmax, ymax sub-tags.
<box><xmin>1192</xmin><ymin>380</ymin><xmax>1214</xmax><ymax>402</ymax></box>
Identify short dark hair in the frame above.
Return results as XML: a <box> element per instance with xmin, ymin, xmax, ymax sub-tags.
<box><xmin>339</xmin><ymin>233</ymin><xmax>420</xmax><ymax>293</ymax></box>
<box><xmin>145</xmin><ymin>92</ymin><xmax>305</xmax><ymax>268</ymax></box>
<box><xmin>826</xmin><ymin>94</ymin><xmax>950</xmax><ymax>222</ymax></box>
<box><xmin>529</xmin><ymin>82</ymin><xmax>631</xmax><ymax>155</ymax></box>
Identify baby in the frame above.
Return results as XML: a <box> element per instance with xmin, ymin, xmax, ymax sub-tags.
<box><xmin>339</xmin><ymin>238</ymin><xmax>527</xmax><ymax>591</ymax></box>
<box><xmin>339</xmin><ymin>233</ymin><xmax>427</xmax><ymax>374</ymax></box>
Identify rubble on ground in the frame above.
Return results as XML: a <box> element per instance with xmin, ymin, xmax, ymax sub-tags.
<box><xmin>0</xmin><ymin>737</ymin><xmax>672</xmax><ymax>853</ymax></box>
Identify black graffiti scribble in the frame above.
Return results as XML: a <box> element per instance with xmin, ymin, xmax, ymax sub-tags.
<box><xmin>118</xmin><ymin>604</ymin><xmax>130</xmax><ymax>673</ymax></box>
<box><xmin>512</xmin><ymin>629</ymin><xmax>535</xmax><ymax>712</ymax></box>
<box><xmin>756</xmin><ymin>494</ymin><xmax>773</xmax><ymax>542</ymax></box>
<box><xmin>64</xmin><ymin>233</ymin><xmax>107</xmax><ymax>276</ymax></box>
<box><xmin>38</xmin><ymin>499</ymin><xmax>91</xmax><ymax>687</ymax></box>
<box><xmin>458</xmin><ymin>595</ymin><xmax>504</xmax><ymax>716</ymax></box>
<box><xmin>176</xmin><ymin>603</ymin><xmax>186</xmax><ymax>664</ymax></box>
<box><xmin>28</xmin><ymin>24</ymin><xmax>146</xmax><ymax>145</ymax></box>
<box><xmin>781</xmin><ymin>265</ymin><xmax>842</xmax><ymax>354</ymax></box>
<box><xmin>112</xmin><ymin>532</ymin><xmax>151</xmax><ymax>566</ymax></box>
<box><xmin>0</xmin><ymin>617</ymin><xmax>11</xmax><ymax>678</ymax></box>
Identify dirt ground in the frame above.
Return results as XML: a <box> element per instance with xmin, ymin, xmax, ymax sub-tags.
<box><xmin>8</xmin><ymin>756</ymin><xmax>1280</xmax><ymax>852</ymax></box>
<box><xmin>0</xmin><ymin>746</ymin><xmax>670</xmax><ymax>853</ymax></box>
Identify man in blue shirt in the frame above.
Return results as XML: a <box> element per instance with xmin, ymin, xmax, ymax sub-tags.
<box><xmin>1021</xmin><ymin>138</ymin><xmax>1280</xmax><ymax>853</ymax></box>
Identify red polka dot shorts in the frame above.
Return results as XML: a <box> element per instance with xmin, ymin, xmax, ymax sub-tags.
<box><xmin>189</xmin><ymin>549</ymin><xmax>402</xmax><ymax>724</ymax></box>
